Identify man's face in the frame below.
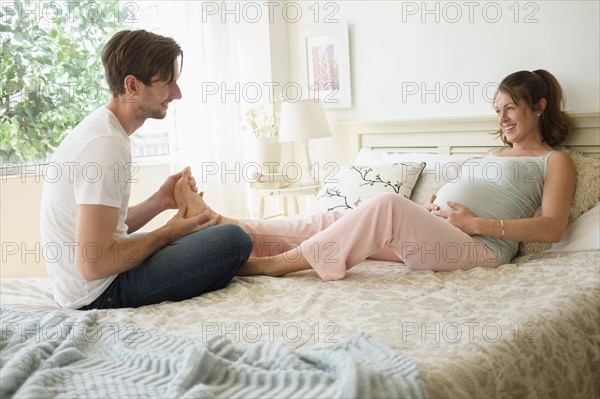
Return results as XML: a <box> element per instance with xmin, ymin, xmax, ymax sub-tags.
<box><xmin>136</xmin><ymin>59</ymin><xmax>182</xmax><ymax>120</ymax></box>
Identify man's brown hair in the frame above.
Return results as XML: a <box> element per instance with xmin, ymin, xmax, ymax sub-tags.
<box><xmin>101</xmin><ymin>30</ymin><xmax>183</xmax><ymax>96</ymax></box>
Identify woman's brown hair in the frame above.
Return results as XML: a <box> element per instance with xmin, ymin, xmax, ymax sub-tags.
<box><xmin>101</xmin><ymin>30</ymin><xmax>183</xmax><ymax>96</ymax></box>
<box><xmin>494</xmin><ymin>69</ymin><xmax>572</xmax><ymax>147</ymax></box>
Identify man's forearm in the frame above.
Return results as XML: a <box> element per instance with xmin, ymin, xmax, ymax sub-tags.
<box><xmin>126</xmin><ymin>193</ymin><xmax>165</xmax><ymax>233</ymax></box>
<box><xmin>78</xmin><ymin>226</ymin><xmax>172</xmax><ymax>281</ymax></box>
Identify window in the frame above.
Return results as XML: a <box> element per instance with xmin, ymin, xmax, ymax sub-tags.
<box><xmin>0</xmin><ymin>0</ymin><xmax>172</xmax><ymax>176</ymax></box>
<box><xmin>2</xmin><ymin>1</ymin><xmax>257</xmax><ymax>216</ymax></box>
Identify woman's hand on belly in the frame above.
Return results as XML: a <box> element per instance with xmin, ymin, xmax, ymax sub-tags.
<box><xmin>432</xmin><ymin>200</ymin><xmax>480</xmax><ymax>235</ymax></box>
<box><xmin>423</xmin><ymin>194</ymin><xmax>441</xmax><ymax>212</ymax></box>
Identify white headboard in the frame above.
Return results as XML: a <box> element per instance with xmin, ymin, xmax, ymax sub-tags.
<box><xmin>338</xmin><ymin>112</ymin><xmax>600</xmax><ymax>159</ymax></box>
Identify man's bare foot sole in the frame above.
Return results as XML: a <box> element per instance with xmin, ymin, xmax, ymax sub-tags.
<box><xmin>173</xmin><ymin>168</ymin><xmax>209</xmax><ymax>218</ymax></box>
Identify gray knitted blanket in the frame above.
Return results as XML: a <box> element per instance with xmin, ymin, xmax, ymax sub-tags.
<box><xmin>0</xmin><ymin>308</ymin><xmax>427</xmax><ymax>398</ymax></box>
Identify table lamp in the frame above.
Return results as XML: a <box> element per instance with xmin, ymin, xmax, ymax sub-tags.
<box><xmin>278</xmin><ymin>99</ymin><xmax>332</xmax><ymax>186</ymax></box>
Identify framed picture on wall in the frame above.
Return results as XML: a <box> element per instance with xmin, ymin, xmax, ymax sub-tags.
<box><xmin>303</xmin><ymin>22</ymin><xmax>352</xmax><ymax>109</ymax></box>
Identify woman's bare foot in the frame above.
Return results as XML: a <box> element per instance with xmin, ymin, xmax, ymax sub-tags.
<box><xmin>237</xmin><ymin>253</ymin><xmax>311</xmax><ymax>277</ymax></box>
<box><xmin>172</xmin><ymin>168</ymin><xmax>239</xmax><ymax>225</ymax></box>
<box><xmin>173</xmin><ymin>168</ymin><xmax>210</xmax><ymax>218</ymax></box>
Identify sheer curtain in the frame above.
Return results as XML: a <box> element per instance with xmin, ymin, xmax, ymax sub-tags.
<box><xmin>139</xmin><ymin>2</ymin><xmax>262</xmax><ymax>218</ymax></box>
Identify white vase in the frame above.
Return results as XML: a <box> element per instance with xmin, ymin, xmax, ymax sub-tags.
<box><xmin>255</xmin><ymin>136</ymin><xmax>281</xmax><ymax>172</ymax></box>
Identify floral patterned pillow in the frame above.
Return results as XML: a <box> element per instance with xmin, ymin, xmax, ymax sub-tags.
<box><xmin>307</xmin><ymin>163</ymin><xmax>426</xmax><ymax>215</ymax></box>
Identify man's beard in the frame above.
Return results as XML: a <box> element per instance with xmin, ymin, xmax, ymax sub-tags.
<box><xmin>137</xmin><ymin>103</ymin><xmax>167</xmax><ymax>120</ymax></box>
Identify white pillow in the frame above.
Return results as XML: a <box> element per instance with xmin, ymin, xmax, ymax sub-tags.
<box><xmin>355</xmin><ymin>149</ymin><xmax>469</xmax><ymax>205</ymax></box>
<box><xmin>546</xmin><ymin>203</ymin><xmax>600</xmax><ymax>252</ymax></box>
<box><xmin>307</xmin><ymin>163</ymin><xmax>425</xmax><ymax>215</ymax></box>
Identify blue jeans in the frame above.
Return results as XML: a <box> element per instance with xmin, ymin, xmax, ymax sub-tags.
<box><xmin>80</xmin><ymin>224</ymin><xmax>253</xmax><ymax>309</ymax></box>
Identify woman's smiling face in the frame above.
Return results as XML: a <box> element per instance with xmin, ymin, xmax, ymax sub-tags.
<box><xmin>494</xmin><ymin>90</ymin><xmax>542</xmax><ymax>145</ymax></box>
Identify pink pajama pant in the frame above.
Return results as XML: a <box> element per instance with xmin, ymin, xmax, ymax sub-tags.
<box><xmin>239</xmin><ymin>193</ymin><xmax>500</xmax><ymax>280</ymax></box>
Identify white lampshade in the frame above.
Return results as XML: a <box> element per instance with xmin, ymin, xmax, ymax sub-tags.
<box><xmin>278</xmin><ymin>100</ymin><xmax>332</xmax><ymax>143</ymax></box>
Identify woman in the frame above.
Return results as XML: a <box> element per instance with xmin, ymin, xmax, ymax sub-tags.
<box><xmin>177</xmin><ymin>69</ymin><xmax>575</xmax><ymax>280</ymax></box>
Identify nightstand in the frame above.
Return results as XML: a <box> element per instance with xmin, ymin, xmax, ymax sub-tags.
<box><xmin>253</xmin><ymin>184</ymin><xmax>321</xmax><ymax>219</ymax></box>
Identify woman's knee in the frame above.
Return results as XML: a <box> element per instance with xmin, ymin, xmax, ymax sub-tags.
<box><xmin>364</xmin><ymin>192</ymin><xmax>412</xmax><ymax>215</ymax></box>
<box><xmin>373</xmin><ymin>192</ymin><xmax>409</xmax><ymax>204</ymax></box>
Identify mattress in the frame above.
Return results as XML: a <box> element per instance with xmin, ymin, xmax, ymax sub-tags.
<box><xmin>2</xmin><ymin>250</ymin><xmax>598</xmax><ymax>398</ymax></box>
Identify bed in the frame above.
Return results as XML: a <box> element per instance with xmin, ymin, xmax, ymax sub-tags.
<box><xmin>2</xmin><ymin>112</ymin><xmax>599</xmax><ymax>398</ymax></box>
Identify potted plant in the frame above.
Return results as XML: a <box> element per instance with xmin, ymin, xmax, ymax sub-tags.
<box><xmin>242</xmin><ymin>106</ymin><xmax>281</xmax><ymax>170</ymax></box>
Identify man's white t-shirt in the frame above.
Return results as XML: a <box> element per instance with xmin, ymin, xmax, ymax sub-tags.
<box><xmin>40</xmin><ymin>107</ymin><xmax>132</xmax><ymax>309</ymax></box>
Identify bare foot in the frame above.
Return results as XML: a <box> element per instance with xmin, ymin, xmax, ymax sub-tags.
<box><xmin>173</xmin><ymin>168</ymin><xmax>209</xmax><ymax>218</ymax></box>
<box><xmin>237</xmin><ymin>253</ymin><xmax>311</xmax><ymax>277</ymax></box>
<box><xmin>236</xmin><ymin>257</ymin><xmax>283</xmax><ymax>277</ymax></box>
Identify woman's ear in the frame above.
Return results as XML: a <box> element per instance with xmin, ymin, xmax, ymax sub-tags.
<box><xmin>535</xmin><ymin>98</ymin><xmax>547</xmax><ymax>115</ymax></box>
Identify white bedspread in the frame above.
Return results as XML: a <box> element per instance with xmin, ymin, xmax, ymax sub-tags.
<box><xmin>1</xmin><ymin>250</ymin><xmax>599</xmax><ymax>398</ymax></box>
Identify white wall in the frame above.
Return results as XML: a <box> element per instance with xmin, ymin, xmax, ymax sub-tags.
<box><xmin>283</xmin><ymin>0</ymin><xmax>600</xmax><ymax>166</ymax></box>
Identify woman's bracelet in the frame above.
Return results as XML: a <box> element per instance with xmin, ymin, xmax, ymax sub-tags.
<box><xmin>490</xmin><ymin>219</ymin><xmax>505</xmax><ymax>238</ymax></box>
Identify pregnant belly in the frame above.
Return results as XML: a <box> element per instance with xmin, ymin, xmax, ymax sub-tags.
<box><xmin>433</xmin><ymin>180</ymin><xmax>489</xmax><ymax>215</ymax></box>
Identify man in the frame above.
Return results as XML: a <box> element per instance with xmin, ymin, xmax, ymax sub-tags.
<box><xmin>40</xmin><ymin>29</ymin><xmax>253</xmax><ymax>310</ymax></box>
